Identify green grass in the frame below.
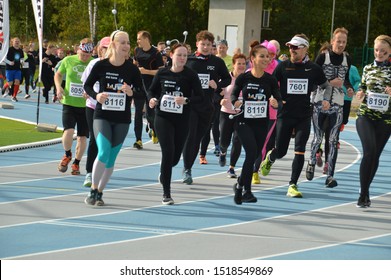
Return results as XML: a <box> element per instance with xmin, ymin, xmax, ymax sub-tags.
<box><xmin>0</xmin><ymin>118</ymin><xmax>62</xmax><ymax>147</ymax></box>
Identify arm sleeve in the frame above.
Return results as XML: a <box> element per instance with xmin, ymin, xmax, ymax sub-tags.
<box><xmin>230</xmin><ymin>73</ymin><xmax>244</xmax><ymax>105</ymax></box>
<box><xmin>83</xmin><ymin>63</ymin><xmax>100</xmax><ymax>99</ymax></box>
<box><xmin>216</xmin><ymin>59</ymin><xmax>232</xmax><ymax>92</ymax></box>
<box><xmin>147</xmin><ymin>70</ymin><xmax>161</xmax><ymax>101</ymax></box>
<box><xmin>319</xmin><ymin>80</ymin><xmax>332</xmax><ymax>100</ymax></box>
<box><xmin>189</xmin><ymin>69</ymin><xmax>205</xmax><ymax>104</ymax></box>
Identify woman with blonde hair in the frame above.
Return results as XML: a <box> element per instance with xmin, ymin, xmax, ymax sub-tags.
<box><xmin>355</xmin><ymin>35</ymin><xmax>391</xmax><ymax>208</ymax></box>
<box><xmin>83</xmin><ymin>30</ymin><xmax>142</xmax><ymax>206</ymax></box>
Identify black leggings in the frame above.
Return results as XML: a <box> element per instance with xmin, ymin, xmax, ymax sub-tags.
<box><xmin>269</xmin><ymin>116</ymin><xmax>311</xmax><ymax>185</ymax></box>
<box><xmin>85</xmin><ymin>107</ymin><xmax>97</xmax><ymax>173</ymax></box>
<box><xmin>133</xmin><ymin>97</ymin><xmax>145</xmax><ymax>141</ymax></box>
<box><xmin>155</xmin><ymin>114</ymin><xmax>190</xmax><ymax>196</ymax></box>
<box><xmin>183</xmin><ymin>109</ymin><xmax>214</xmax><ymax>170</ymax></box>
<box><xmin>200</xmin><ymin>102</ymin><xmax>221</xmax><ymax>156</ymax></box>
<box><xmin>356</xmin><ymin>115</ymin><xmax>391</xmax><ymax>196</ymax></box>
<box><xmin>41</xmin><ymin>75</ymin><xmax>54</xmax><ymax>102</ymax></box>
<box><xmin>219</xmin><ymin>112</ymin><xmax>241</xmax><ymax>167</ymax></box>
<box><xmin>237</xmin><ymin>120</ymin><xmax>268</xmax><ymax>191</ymax></box>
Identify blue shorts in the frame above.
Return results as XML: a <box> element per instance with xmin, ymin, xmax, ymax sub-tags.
<box><xmin>6</xmin><ymin>70</ymin><xmax>22</xmax><ymax>82</ymax></box>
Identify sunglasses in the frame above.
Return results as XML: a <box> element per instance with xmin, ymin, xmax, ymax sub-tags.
<box><xmin>288</xmin><ymin>45</ymin><xmax>305</xmax><ymax>50</ymax></box>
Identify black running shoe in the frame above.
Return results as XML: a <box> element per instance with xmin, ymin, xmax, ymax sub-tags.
<box><xmin>162</xmin><ymin>195</ymin><xmax>174</xmax><ymax>205</ymax></box>
<box><xmin>325</xmin><ymin>176</ymin><xmax>338</xmax><ymax>188</ymax></box>
<box><xmin>85</xmin><ymin>189</ymin><xmax>98</xmax><ymax>205</ymax></box>
<box><xmin>356</xmin><ymin>194</ymin><xmax>371</xmax><ymax>208</ymax></box>
<box><xmin>219</xmin><ymin>153</ymin><xmax>226</xmax><ymax>167</ymax></box>
<box><xmin>242</xmin><ymin>191</ymin><xmax>257</xmax><ymax>203</ymax></box>
<box><xmin>183</xmin><ymin>169</ymin><xmax>193</xmax><ymax>185</ymax></box>
<box><xmin>95</xmin><ymin>192</ymin><xmax>104</xmax><ymax>206</ymax></box>
<box><xmin>233</xmin><ymin>183</ymin><xmax>243</xmax><ymax>205</ymax></box>
<box><xmin>306</xmin><ymin>162</ymin><xmax>315</xmax><ymax>181</ymax></box>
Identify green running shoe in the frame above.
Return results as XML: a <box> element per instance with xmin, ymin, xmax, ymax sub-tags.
<box><xmin>286</xmin><ymin>184</ymin><xmax>303</xmax><ymax>198</ymax></box>
<box><xmin>260</xmin><ymin>150</ymin><xmax>274</xmax><ymax>176</ymax></box>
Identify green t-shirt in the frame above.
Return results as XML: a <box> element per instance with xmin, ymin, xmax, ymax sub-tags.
<box><xmin>58</xmin><ymin>54</ymin><xmax>92</xmax><ymax>108</ymax></box>
<box><xmin>221</xmin><ymin>55</ymin><xmax>233</xmax><ymax>72</ymax></box>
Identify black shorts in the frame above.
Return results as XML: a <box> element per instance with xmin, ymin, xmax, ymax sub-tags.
<box><xmin>62</xmin><ymin>104</ymin><xmax>89</xmax><ymax>137</ymax></box>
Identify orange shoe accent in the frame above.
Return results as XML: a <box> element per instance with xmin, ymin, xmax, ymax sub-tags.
<box><xmin>199</xmin><ymin>156</ymin><xmax>208</xmax><ymax>164</ymax></box>
<box><xmin>340</xmin><ymin>124</ymin><xmax>345</xmax><ymax>132</ymax></box>
<box><xmin>58</xmin><ymin>155</ymin><xmax>72</xmax><ymax>172</ymax></box>
<box><xmin>71</xmin><ymin>163</ymin><xmax>80</xmax><ymax>175</ymax></box>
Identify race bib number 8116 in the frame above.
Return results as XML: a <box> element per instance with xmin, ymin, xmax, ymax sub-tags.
<box><xmin>102</xmin><ymin>92</ymin><xmax>126</xmax><ymax>111</ymax></box>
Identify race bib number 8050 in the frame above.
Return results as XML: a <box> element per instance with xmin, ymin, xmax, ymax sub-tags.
<box><xmin>69</xmin><ymin>82</ymin><xmax>84</xmax><ymax>98</ymax></box>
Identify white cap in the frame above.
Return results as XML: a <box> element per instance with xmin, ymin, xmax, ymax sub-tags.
<box><xmin>285</xmin><ymin>36</ymin><xmax>309</xmax><ymax>47</ymax></box>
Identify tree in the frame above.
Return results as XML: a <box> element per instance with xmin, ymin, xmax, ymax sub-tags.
<box><xmin>262</xmin><ymin>0</ymin><xmax>390</xmax><ymax>66</ymax></box>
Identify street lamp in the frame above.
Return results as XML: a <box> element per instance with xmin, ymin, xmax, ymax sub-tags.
<box><xmin>112</xmin><ymin>4</ymin><xmax>118</xmax><ymax>30</ymax></box>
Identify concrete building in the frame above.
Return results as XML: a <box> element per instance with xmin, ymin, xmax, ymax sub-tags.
<box><xmin>208</xmin><ymin>0</ymin><xmax>264</xmax><ymax>56</ymax></box>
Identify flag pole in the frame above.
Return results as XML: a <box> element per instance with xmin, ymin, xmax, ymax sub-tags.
<box><xmin>31</xmin><ymin>0</ymin><xmax>44</xmax><ymax>125</ymax></box>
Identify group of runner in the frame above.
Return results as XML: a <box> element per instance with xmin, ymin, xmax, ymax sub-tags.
<box><xmin>3</xmin><ymin>28</ymin><xmax>389</xmax><ymax>208</ymax></box>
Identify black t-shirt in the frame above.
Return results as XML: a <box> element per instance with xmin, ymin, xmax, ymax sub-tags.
<box><xmin>186</xmin><ymin>53</ymin><xmax>231</xmax><ymax>113</ymax></box>
<box><xmin>41</xmin><ymin>52</ymin><xmax>56</xmax><ymax>77</ymax></box>
<box><xmin>84</xmin><ymin>58</ymin><xmax>142</xmax><ymax>124</ymax></box>
<box><xmin>231</xmin><ymin>71</ymin><xmax>281</xmax><ymax>124</ymax></box>
<box><xmin>6</xmin><ymin>47</ymin><xmax>24</xmax><ymax>70</ymax></box>
<box><xmin>148</xmin><ymin>66</ymin><xmax>204</xmax><ymax>122</ymax></box>
<box><xmin>273</xmin><ymin>59</ymin><xmax>327</xmax><ymax>118</ymax></box>
<box><xmin>134</xmin><ymin>46</ymin><xmax>164</xmax><ymax>90</ymax></box>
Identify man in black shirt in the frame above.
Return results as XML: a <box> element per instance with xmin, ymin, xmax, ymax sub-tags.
<box><xmin>133</xmin><ymin>30</ymin><xmax>164</xmax><ymax>149</ymax></box>
<box><xmin>182</xmin><ymin>30</ymin><xmax>231</xmax><ymax>184</ymax></box>
<box><xmin>4</xmin><ymin>37</ymin><xmax>24</xmax><ymax>102</ymax></box>
<box><xmin>260</xmin><ymin>34</ymin><xmax>332</xmax><ymax>198</ymax></box>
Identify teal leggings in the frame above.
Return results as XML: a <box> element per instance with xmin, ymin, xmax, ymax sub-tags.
<box><xmin>93</xmin><ymin>119</ymin><xmax>129</xmax><ymax>168</ymax></box>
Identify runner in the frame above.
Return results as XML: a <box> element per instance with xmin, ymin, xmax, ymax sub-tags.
<box><xmin>260</xmin><ymin>34</ymin><xmax>332</xmax><ymax>198</ymax></box>
<box><xmin>231</xmin><ymin>45</ymin><xmax>281</xmax><ymax>204</ymax></box>
<box><xmin>54</xmin><ymin>38</ymin><xmax>94</xmax><ymax>175</ymax></box>
<box><xmin>355</xmin><ymin>35</ymin><xmax>391</xmax><ymax>208</ymax></box>
<box><xmin>306</xmin><ymin>27</ymin><xmax>354</xmax><ymax>188</ymax></box>
<box><xmin>148</xmin><ymin>43</ymin><xmax>204</xmax><ymax>205</ymax></box>
<box><xmin>182</xmin><ymin>30</ymin><xmax>231</xmax><ymax>184</ymax></box>
<box><xmin>80</xmin><ymin>36</ymin><xmax>110</xmax><ymax>188</ymax></box>
<box><xmin>83</xmin><ymin>30</ymin><xmax>142</xmax><ymax>206</ymax></box>
<box><xmin>133</xmin><ymin>30</ymin><xmax>164</xmax><ymax>149</ymax></box>
<box><xmin>4</xmin><ymin>37</ymin><xmax>23</xmax><ymax>102</ymax></box>
<box><xmin>218</xmin><ymin>53</ymin><xmax>247</xmax><ymax>178</ymax></box>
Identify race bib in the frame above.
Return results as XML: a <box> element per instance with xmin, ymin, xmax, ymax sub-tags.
<box><xmin>367</xmin><ymin>90</ymin><xmax>389</xmax><ymax>112</ymax></box>
<box><xmin>102</xmin><ymin>92</ymin><xmax>126</xmax><ymax>111</ymax></box>
<box><xmin>198</xmin><ymin>73</ymin><xmax>210</xmax><ymax>89</ymax></box>
<box><xmin>22</xmin><ymin>61</ymin><xmax>29</xmax><ymax>69</ymax></box>
<box><xmin>160</xmin><ymin>94</ymin><xmax>183</xmax><ymax>114</ymax></box>
<box><xmin>69</xmin><ymin>82</ymin><xmax>84</xmax><ymax>98</ymax></box>
<box><xmin>244</xmin><ymin>100</ymin><xmax>267</xmax><ymax>118</ymax></box>
<box><xmin>287</xmin><ymin>79</ymin><xmax>308</xmax><ymax>95</ymax></box>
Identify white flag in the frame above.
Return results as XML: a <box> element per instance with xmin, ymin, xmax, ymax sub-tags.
<box><xmin>31</xmin><ymin>0</ymin><xmax>44</xmax><ymax>83</ymax></box>
<box><xmin>0</xmin><ymin>0</ymin><xmax>9</xmax><ymax>64</ymax></box>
